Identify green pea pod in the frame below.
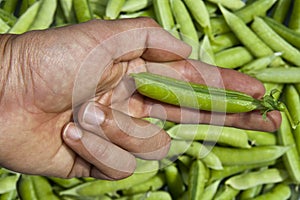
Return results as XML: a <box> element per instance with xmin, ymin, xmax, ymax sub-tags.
<box><xmin>48</xmin><ymin>177</ymin><xmax>82</xmax><ymax>188</ymax></box>
<box><xmin>249</xmin><ymin>67</ymin><xmax>300</xmax><ymax>84</ymax></box>
<box><xmin>122</xmin><ymin>172</ymin><xmax>165</xmax><ymax>195</ymax></box>
<box><xmin>18</xmin><ymin>0</ymin><xmax>37</xmax><ymax>16</ymax></box>
<box><xmin>105</xmin><ymin>0</ymin><xmax>125</xmax><ymax>20</ymax></box>
<box><xmin>277</xmin><ymin>112</ymin><xmax>300</xmax><ymax>184</ymax></box>
<box><xmin>212</xmin><ymin>145</ymin><xmax>290</xmax><ymax>166</ymax></box>
<box><xmin>2</xmin><ymin>0</ymin><xmax>18</xmax><ymax>14</ymax></box>
<box><xmin>252</xmin><ymin>183</ymin><xmax>291</xmax><ymax>200</ymax></box>
<box><xmin>215</xmin><ymin>46</ymin><xmax>254</xmax><ymax>69</ymax></box>
<box><xmin>130</xmin><ymin>72</ymin><xmax>297</xmax><ymax>128</ymax></box>
<box><xmin>201</xmin><ymin>180</ymin><xmax>221</xmax><ymax>200</ymax></box>
<box><xmin>220</xmin><ymin>5</ymin><xmax>274</xmax><ymax>58</ymax></box>
<box><xmin>214</xmin><ymin>185</ymin><xmax>239</xmax><ymax>200</ymax></box>
<box><xmin>239</xmin><ymin>53</ymin><xmax>282</xmax><ymax>74</ymax></box>
<box><xmin>152</xmin><ymin>0</ymin><xmax>180</xmax><ymax>39</ymax></box>
<box><xmin>121</xmin><ymin>0</ymin><xmax>152</xmax><ymax>12</ymax></box>
<box><xmin>183</xmin><ymin>0</ymin><xmax>213</xmax><ymax>41</ymax></box>
<box><xmin>188</xmin><ymin>160</ymin><xmax>207</xmax><ymax>200</ymax></box>
<box><xmin>225</xmin><ymin>168</ymin><xmax>288</xmax><ymax>190</ymax></box>
<box><xmin>0</xmin><ymin>174</ymin><xmax>19</xmax><ymax>194</ymax></box>
<box><xmin>167</xmin><ymin>140</ymin><xmax>223</xmax><ymax>170</ymax></box>
<box><xmin>211</xmin><ymin>0</ymin><xmax>277</xmax><ymax>35</ymax></box>
<box><xmin>167</xmin><ymin>124</ymin><xmax>251</xmax><ymax>148</ymax></box>
<box><xmin>211</xmin><ymin>32</ymin><xmax>240</xmax><ymax>53</ymax></box>
<box><xmin>199</xmin><ymin>35</ymin><xmax>216</xmax><ymax>65</ymax></box>
<box><xmin>271</xmin><ymin>0</ymin><xmax>292</xmax><ymax>23</ymax></box>
<box><xmin>0</xmin><ymin>190</ymin><xmax>18</xmax><ymax>200</ymax></box>
<box><xmin>264</xmin><ymin>16</ymin><xmax>300</xmax><ymax>49</ymax></box>
<box><xmin>0</xmin><ymin>8</ymin><xmax>17</xmax><ymax>26</ymax></box>
<box><xmin>73</xmin><ymin>0</ymin><xmax>93</xmax><ymax>22</ymax></box>
<box><xmin>29</xmin><ymin>0</ymin><xmax>57</xmax><ymax>30</ymax></box>
<box><xmin>208</xmin><ymin>160</ymin><xmax>276</xmax><ymax>183</ymax></box>
<box><xmin>245</xmin><ymin>129</ymin><xmax>277</xmax><ymax>146</ymax></box>
<box><xmin>17</xmin><ymin>175</ymin><xmax>60</xmax><ymax>200</ymax></box>
<box><xmin>288</xmin><ymin>0</ymin><xmax>300</xmax><ymax>32</ymax></box>
<box><xmin>164</xmin><ymin>164</ymin><xmax>185</xmax><ymax>198</ymax></box>
<box><xmin>0</xmin><ymin>17</ymin><xmax>9</xmax><ymax>33</ymax></box>
<box><xmin>251</xmin><ymin>17</ymin><xmax>300</xmax><ymax>67</ymax></box>
<box><xmin>59</xmin><ymin>160</ymin><xmax>159</xmax><ymax>197</ymax></box>
<box><xmin>170</xmin><ymin>0</ymin><xmax>199</xmax><ymax>59</ymax></box>
<box><xmin>115</xmin><ymin>191</ymin><xmax>172</xmax><ymax>200</ymax></box>
<box><xmin>207</xmin><ymin>0</ymin><xmax>245</xmax><ymax>11</ymax></box>
<box><xmin>8</xmin><ymin>1</ymin><xmax>41</xmax><ymax>34</ymax></box>
<box><xmin>59</xmin><ymin>0</ymin><xmax>76</xmax><ymax>23</ymax></box>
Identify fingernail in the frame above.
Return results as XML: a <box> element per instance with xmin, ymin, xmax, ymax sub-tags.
<box><xmin>83</xmin><ymin>102</ymin><xmax>105</xmax><ymax>126</ymax></box>
<box><xmin>63</xmin><ymin>124</ymin><xmax>82</xmax><ymax>140</ymax></box>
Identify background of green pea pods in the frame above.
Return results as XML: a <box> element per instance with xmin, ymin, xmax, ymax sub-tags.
<box><xmin>1</xmin><ymin>0</ymin><xmax>300</xmax><ymax>199</ymax></box>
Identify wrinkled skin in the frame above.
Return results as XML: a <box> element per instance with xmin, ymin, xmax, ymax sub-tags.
<box><xmin>0</xmin><ymin>18</ymin><xmax>281</xmax><ymax>180</ymax></box>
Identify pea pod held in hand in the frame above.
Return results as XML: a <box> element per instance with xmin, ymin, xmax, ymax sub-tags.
<box><xmin>130</xmin><ymin>72</ymin><xmax>298</xmax><ymax>128</ymax></box>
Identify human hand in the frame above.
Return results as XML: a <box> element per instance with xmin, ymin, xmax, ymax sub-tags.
<box><xmin>0</xmin><ymin>18</ymin><xmax>281</xmax><ymax>180</ymax></box>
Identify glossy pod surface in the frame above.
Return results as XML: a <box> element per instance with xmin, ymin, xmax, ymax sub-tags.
<box><xmin>131</xmin><ymin>72</ymin><xmax>260</xmax><ymax>113</ymax></box>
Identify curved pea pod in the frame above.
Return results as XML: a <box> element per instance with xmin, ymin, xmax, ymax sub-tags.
<box><xmin>59</xmin><ymin>160</ymin><xmax>159</xmax><ymax>197</ymax></box>
<box><xmin>239</xmin><ymin>53</ymin><xmax>282</xmax><ymax>74</ymax></box>
<box><xmin>152</xmin><ymin>0</ymin><xmax>179</xmax><ymax>39</ymax></box>
<box><xmin>188</xmin><ymin>160</ymin><xmax>207</xmax><ymax>200</ymax></box>
<box><xmin>211</xmin><ymin>145</ymin><xmax>290</xmax><ymax>166</ymax></box>
<box><xmin>105</xmin><ymin>0</ymin><xmax>125</xmax><ymax>20</ymax></box>
<box><xmin>170</xmin><ymin>0</ymin><xmax>199</xmax><ymax>60</ymax></box>
<box><xmin>29</xmin><ymin>0</ymin><xmax>57</xmax><ymax>30</ymax></box>
<box><xmin>211</xmin><ymin>0</ymin><xmax>277</xmax><ymax>35</ymax></box>
<box><xmin>208</xmin><ymin>160</ymin><xmax>275</xmax><ymax>183</ymax></box>
<box><xmin>215</xmin><ymin>46</ymin><xmax>254</xmax><ymax>69</ymax></box>
<box><xmin>251</xmin><ymin>17</ymin><xmax>300</xmax><ymax>67</ymax></box>
<box><xmin>167</xmin><ymin>124</ymin><xmax>251</xmax><ymax>148</ymax></box>
<box><xmin>252</xmin><ymin>183</ymin><xmax>291</xmax><ymax>200</ymax></box>
<box><xmin>277</xmin><ymin>112</ymin><xmax>300</xmax><ymax>184</ymax></box>
<box><xmin>245</xmin><ymin>129</ymin><xmax>276</xmax><ymax>146</ymax></box>
<box><xmin>74</xmin><ymin>0</ymin><xmax>93</xmax><ymax>22</ymax></box>
<box><xmin>164</xmin><ymin>164</ymin><xmax>185</xmax><ymax>198</ymax></box>
<box><xmin>183</xmin><ymin>0</ymin><xmax>213</xmax><ymax>41</ymax></box>
<box><xmin>219</xmin><ymin>5</ymin><xmax>273</xmax><ymax>58</ymax></box>
<box><xmin>121</xmin><ymin>0</ymin><xmax>152</xmax><ymax>12</ymax></box>
<box><xmin>225</xmin><ymin>168</ymin><xmax>288</xmax><ymax>190</ymax></box>
<box><xmin>167</xmin><ymin>140</ymin><xmax>223</xmax><ymax>170</ymax></box>
<box><xmin>285</xmin><ymin>85</ymin><xmax>300</xmax><ymax>157</ymax></box>
<box><xmin>122</xmin><ymin>172</ymin><xmax>165</xmax><ymax>195</ymax></box>
<box><xmin>263</xmin><ymin>16</ymin><xmax>300</xmax><ymax>49</ymax></box>
<box><xmin>214</xmin><ymin>185</ymin><xmax>239</xmax><ymax>200</ymax></box>
<box><xmin>0</xmin><ymin>8</ymin><xmax>17</xmax><ymax>27</ymax></box>
<box><xmin>211</xmin><ymin>32</ymin><xmax>240</xmax><ymax>53</ymax></box>
<box><xmin>8</xmin><ymin>1</ymin><xmax>41</xmax><ymax>34</ymax></box>
<box><xmin>17</xmin><ymin>175</ymin><xmax>60</xmax><ymax>200</ymax></box>
<box><xmin>240</xmin><ymin>184</ymin><xmax>263</xmax><ymax>200</ymax></box>
<box><xmin>201</xmin><ymin>180</ymin><xmax>221</xmax><ymax>200</ymax></box>
<box><xmin>249</xmin><ymin>67</ymin><xmax>300</xmax><ymax>84</ymax></box>
<box><xmin>0</xmin><ymin>174</ymin><xmax>19</xmax><ymax>194</ymax></box>
<box><xmin>0</xmin><ymin>18</ymin><xmax>10</xmax><ymax>33</ymax></box>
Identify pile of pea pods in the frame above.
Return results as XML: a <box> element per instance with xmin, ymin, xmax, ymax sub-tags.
<box><xmin>1</xmin><ymin>0</ymin><xmax>300</xmax><ymax>199</ymax></box>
